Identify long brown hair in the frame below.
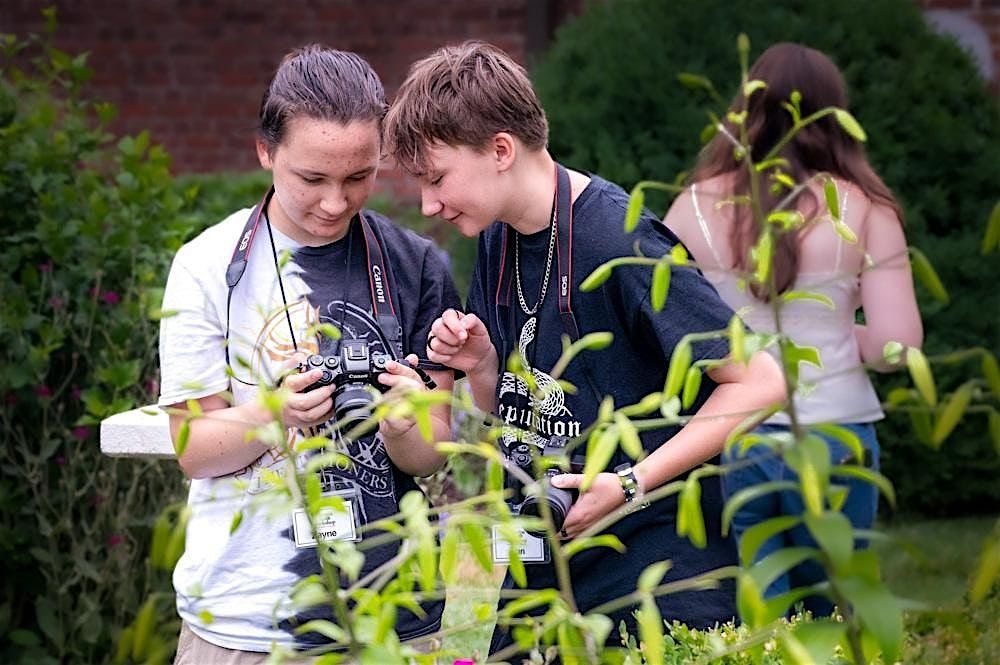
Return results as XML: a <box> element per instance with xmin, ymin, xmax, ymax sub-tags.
<box><xmin>691</xmin><ymin>42</ymin><xmax>902</xmax><ymax>298</ymax></box>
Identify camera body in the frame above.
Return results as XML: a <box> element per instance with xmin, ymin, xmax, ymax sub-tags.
<box><xmin>299</xmin><ymin>340</ymin><xmax>394</xmax><ymax>432</ymax></box>
<box><xmin>516</xmin><ymin>436</ymin><xmax>584</xmax><ymax>535</ymax></box>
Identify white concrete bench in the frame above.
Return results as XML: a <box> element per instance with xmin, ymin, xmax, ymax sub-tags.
<box><xmin>100</xmin><ymin>405</ymin><xmax>175</xmax><ymax>459</ymax></box>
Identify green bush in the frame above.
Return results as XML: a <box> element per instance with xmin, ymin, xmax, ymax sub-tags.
<box><xmin>0</xmin><ymin>16</ymin><xmax>188</xmax><ymax>664</ymax></box>
<box><xmin>533</xmin><ymin>0</ymin><xmax>1000</xmax><ymax>516</ymax></box>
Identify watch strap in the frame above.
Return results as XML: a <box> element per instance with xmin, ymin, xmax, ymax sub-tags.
<box><xmin>614</xmin><ymin>463</ymin><xmax>647</xmax><ymax>511</ymax></box>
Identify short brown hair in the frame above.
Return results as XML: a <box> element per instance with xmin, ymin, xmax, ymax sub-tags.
<box><xmin>385</xmin><ymin>41</ymin><xmax>548</xmax><ymax>174</ymax></box>
<box><xmin>258</xmin><ymin>44</ymin><xmax>387</xmax><ymax>152</ymax></box>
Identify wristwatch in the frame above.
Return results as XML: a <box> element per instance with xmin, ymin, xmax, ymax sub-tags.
<box><xmin>615</xmin><ymin>463</ymin><xmax>648</xmax><ymax>512</ymax></box>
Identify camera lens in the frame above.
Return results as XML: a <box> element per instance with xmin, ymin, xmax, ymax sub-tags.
<box><xmin>334</xmin><ymin>384</ymin><xmax>375</xmax><ymax>435</ymax></box>
<box><xmin>519</xmin><ymin>475</ymin><xmax>574</xmax><ymax>535</ymax></box>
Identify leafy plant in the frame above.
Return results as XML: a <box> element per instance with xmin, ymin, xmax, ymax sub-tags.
<box><xmin>0</xmin><ymin>12</ymin><xmax>189</xmax><ymax>664</ymax></box>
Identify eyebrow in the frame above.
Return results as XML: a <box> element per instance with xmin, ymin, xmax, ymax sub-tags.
<box><xmin>294</xmin><ymin>166</ymin><xmax>376</xmax><ymax>179</ymax></box>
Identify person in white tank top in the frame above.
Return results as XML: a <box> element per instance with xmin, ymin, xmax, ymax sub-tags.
<box><xmin>663</xmin><ymin>43</ymin><xmax>922</xmax><ymax>617</ymax></box>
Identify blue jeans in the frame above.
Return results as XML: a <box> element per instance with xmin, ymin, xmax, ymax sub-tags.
<box><xmin>721</xmin><ymin>422</ymin><xmax>880</xmax><ymax>616</ymax></box>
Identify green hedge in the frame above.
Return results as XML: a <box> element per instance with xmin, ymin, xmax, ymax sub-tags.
<box><xmin>0</xmin><ymin>19</ymin><xmax>189</xmax><ymax>663</ymax></box>
<box><xmin>533</xmin><ymin>0</ymin><xmax>1000</xmax><ymax>516</ymax></box>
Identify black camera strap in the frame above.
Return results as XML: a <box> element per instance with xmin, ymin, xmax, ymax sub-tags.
<box><xmin>494</xmin><ymin>163</ymin><xmax>579</xmax><ymax>346</ymax></box>
<box><xmin>224</xmin><ymin>186</ymin><xmax>407</xmax><ymax>378</ymax></box>
<box><xmin>492</xmin><ymin>164</ymin><xmax>605</xmax><ymax>425</ymax></box>
<box><xmin>358</xmin><ymin>209</ymin><xmax>404</xmax><ymax>359</ymax></box>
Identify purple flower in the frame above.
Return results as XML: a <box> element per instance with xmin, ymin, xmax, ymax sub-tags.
<box><xmin>72</xmin><ymin>426</ymin><xmax>90</xmax><ymax>440</ymax></box>
<box><xmin>71</xmin><ymin>386</ymin><xmax>82</xmax><ymax>400</ymax></box>
<box><xmin>48</xmin><ymin>296</ymin><xmax>65</xmax><ymax>310</ymax></box>
<box><xmin>55</xmin><ymin>455</ymin><xmax>67</xmax><ymax>467</ymax></box>
<box><xmin>35</xmin><ymin>385</ymin><xmax>52</xmax><ymax>399</ymax></box>
<box><xmin>101</xmin><ymin>291</ymin><xmax>121</xmax><ymax>306</ymax></box>
<box><xmin>106</xmin><ymin>533</ymin><xmax>124</xmax><ymax>549</ymax></box>
<box><xmin>37</xmin><ymin>262</ymin><xmax>52</xmax><ymax>273</ymax></box>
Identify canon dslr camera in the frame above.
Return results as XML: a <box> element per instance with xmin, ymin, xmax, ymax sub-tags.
<box><xmin>299</xmin><ymin>340</ymin><xmax>395</xmax><ymax>433</ymax></box>
<box><xmin>516</xmin><ymin>436</ymin><xmax>584</xmax><ymax>535</ymax></box>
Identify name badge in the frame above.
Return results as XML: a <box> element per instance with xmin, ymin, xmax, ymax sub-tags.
<box><xmin>491</xmin><ymin>526</ymin><xmax>549</xmax><ymax>564</ymax></box>
<box><xmin>292</xmin><ymin>498</ymin><xmax>360</xmax><ymax>548</ymax></box>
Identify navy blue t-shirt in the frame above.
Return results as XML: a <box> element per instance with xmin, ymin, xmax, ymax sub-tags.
<box><xmin>278</xmin><ymin>211</ymin><xmax>460</xmax><ymax>646</ymax></box>
<box><xmin>467</xmin><ymin>175</ymin><xmax>739</xmax><ymax>645</ymax></box>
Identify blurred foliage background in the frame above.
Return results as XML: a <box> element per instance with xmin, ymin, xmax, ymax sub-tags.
<box><xmin>531</xmin><ymin>0</ymin><xmax>1000</xmax><ymax>517</ymax></box>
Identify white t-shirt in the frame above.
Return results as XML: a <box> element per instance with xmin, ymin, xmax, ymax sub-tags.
<box><xmin>159</xmin><ymin>205</ymin><xmax>458</xmax><ymax>651</ymax></box>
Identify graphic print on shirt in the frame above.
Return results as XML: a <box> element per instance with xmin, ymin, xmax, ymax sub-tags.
<box><xmin>496</xmin><ymin>316</ymin><xmax>582</xmax><ymax>469</ymax></box>
<box><xmin>232</xmin><ymin>298</ymin><xmax>319</xmax><ymax>495</ymax></box>
<box><xmin>280</xmin><ymin>279</ymin><xmax>404</xmax><ymax>645</ymax></box>
<box><xmin>303</xmin><ymin>296</ymin><xmax>398</xmax><ymax>512</ymax></box>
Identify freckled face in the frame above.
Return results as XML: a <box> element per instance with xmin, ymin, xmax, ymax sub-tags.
<box><xmin>258</xmin><ymin>116</ymin><xmax>381</xmax><ymax>246</ymax></box>
<box><xmin>417</xmin><ymin>143</ymin><xmax>507</xmax><ymax>238</ymax></box>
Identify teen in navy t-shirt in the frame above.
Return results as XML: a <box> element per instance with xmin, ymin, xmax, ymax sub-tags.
<box><xmin>385</xmin><ymin>41</ymin><xmax>786</xmax><ymax>655</ymax></box>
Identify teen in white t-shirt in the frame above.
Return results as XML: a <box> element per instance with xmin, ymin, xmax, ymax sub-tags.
<box><xmin>159</xmin><ymin>45</ymin><xmax>460</xmax><ymax>659</ymax></box>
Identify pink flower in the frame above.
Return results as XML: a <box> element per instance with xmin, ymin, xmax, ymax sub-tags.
<box><xmin>106</xmin><ymin>533</ymin><xmax>124</xmax><ymax>549</ymax></box>
<box><xmin>453</xmin><ymin>660</ymin><xmax>476</xmax><ymax>665</ymax></box>
<box><xmin>71</xmin><ymin>386</ymin><xmax>82</xmax><ymax>400</ymax></box>
<box><xmin>35</xmin><ymin>385</ymin><xmax>52</xmax><ymax>399</ymax></box>
<box><xmin>55</xmin><ymin>455</ymin><xmax>67</xmax><ymax>467</ymax></box>
<box><xmin>72</xmin><ymin>426</ymin><xmax>90</xmax><ymax>440</ymax></box>
<box><xmin>48</xmin><ymin>296</ymin><xmax>65</xmax><ymax>310</ymax></box>
<box><xmin>93</xmin><ymin>493</ymin><xmax>106</xmax><ymax>507</ymax></box>
<box><xmin>101</xmin><ymin>291</ymin><xmax>120</xmax><ymax>305</ymax></box>
<box><xmin>37</xmin><ymin>262</ymin><xmax>52</xmax><ymax>273</ymax></box>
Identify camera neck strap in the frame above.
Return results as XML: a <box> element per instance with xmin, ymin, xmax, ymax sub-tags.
<box><xmin>494</xmin><ymin>162</ymin><xmax>579</xmax><ymax>344</ymax></box>
<box><xmin>224</xmin><ymin>186</ymin><xmax>404</xmax><ymax>376</ymax></box>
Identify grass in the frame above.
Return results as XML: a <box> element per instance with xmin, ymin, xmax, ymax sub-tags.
<box><xmin>436</xmin><ymin>515</ymin><xmax>1000</xmax><ymax>663</ymax></box>
<box><xmin>439</xmin><ymin>555</ymin><xmax>503</xmax><ymax>663</ymax></box>
<box><xmin>878</xmin><ymin>515</ymin><xmax>1000</xmax><ymax>665</ymax></box>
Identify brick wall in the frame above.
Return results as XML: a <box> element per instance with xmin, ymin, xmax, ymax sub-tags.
<box><xmin>3</xmin><ymin>0</ymin><xmax>583</xmax><ymax>198</ymax></box>
<box><xmin>3</xmin><ymin>0</ymin><xmax>996</xmax><ymax>196</ymax></box>
<box><xmin>921</xmin><ymin>0</ymin><xmax>1000</xmax><ymax>93</ymax></box>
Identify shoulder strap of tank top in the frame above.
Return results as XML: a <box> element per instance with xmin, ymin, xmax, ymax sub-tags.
<box><xmin>690</xmin><ymin>183</ymin><xmax>725</xmax><ymax>268</ymax></box>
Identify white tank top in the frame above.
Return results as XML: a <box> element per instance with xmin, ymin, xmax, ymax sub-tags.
<box><xmin>690</xmin><ymin>184</ymin><xmax>884</xmax><ymax>425</ymax></box>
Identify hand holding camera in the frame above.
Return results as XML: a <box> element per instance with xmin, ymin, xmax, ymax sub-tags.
<box><xmin>515</xmin><ymin>435</ymin><xmax>647</xmax><ymax>540</ymax></box>
<box><xmin>547</xmin><ymin>471</ymin><xmax>636</xmax><ymax>539</ymax></box>
<box><xmin>278</xmin><ymin>352</ymin><xmax>337</xmax><ymax>430</ymax></box>
<box><xmin>297</xmin><ymin>340</ymin><xmax>436</xmax><ymax>435</ymax></box>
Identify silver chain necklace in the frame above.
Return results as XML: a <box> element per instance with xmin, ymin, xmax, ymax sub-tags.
<box><xmin>514</xmin><ymin>204</ymin><xmax>558</xmax><ymax>316</ymax></box>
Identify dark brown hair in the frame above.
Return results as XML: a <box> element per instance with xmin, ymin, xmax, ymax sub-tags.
<box><xmin>692</xmin><ymin>42</ymin><xmax>902</xmax><ymax>297</ymax></box>
<box><xmin>384</xmin><ymin>40</ymin><xmax>548</xmax><ymax>174</ymax></box>
<box><xmin>257</xmin><ymin>44</ymin><xmax>387</xmax><ymax>152</ymax></box>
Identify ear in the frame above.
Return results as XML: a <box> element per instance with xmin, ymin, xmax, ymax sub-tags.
<box><xmin>256</xmin><ymin>138</ymin><xmax>273</xmax><ymax>170</ymax></box>
<box><xmin>491</xmin><ymin>132</ymin><xmax>517</xmax><ymax>173</ymax></box>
